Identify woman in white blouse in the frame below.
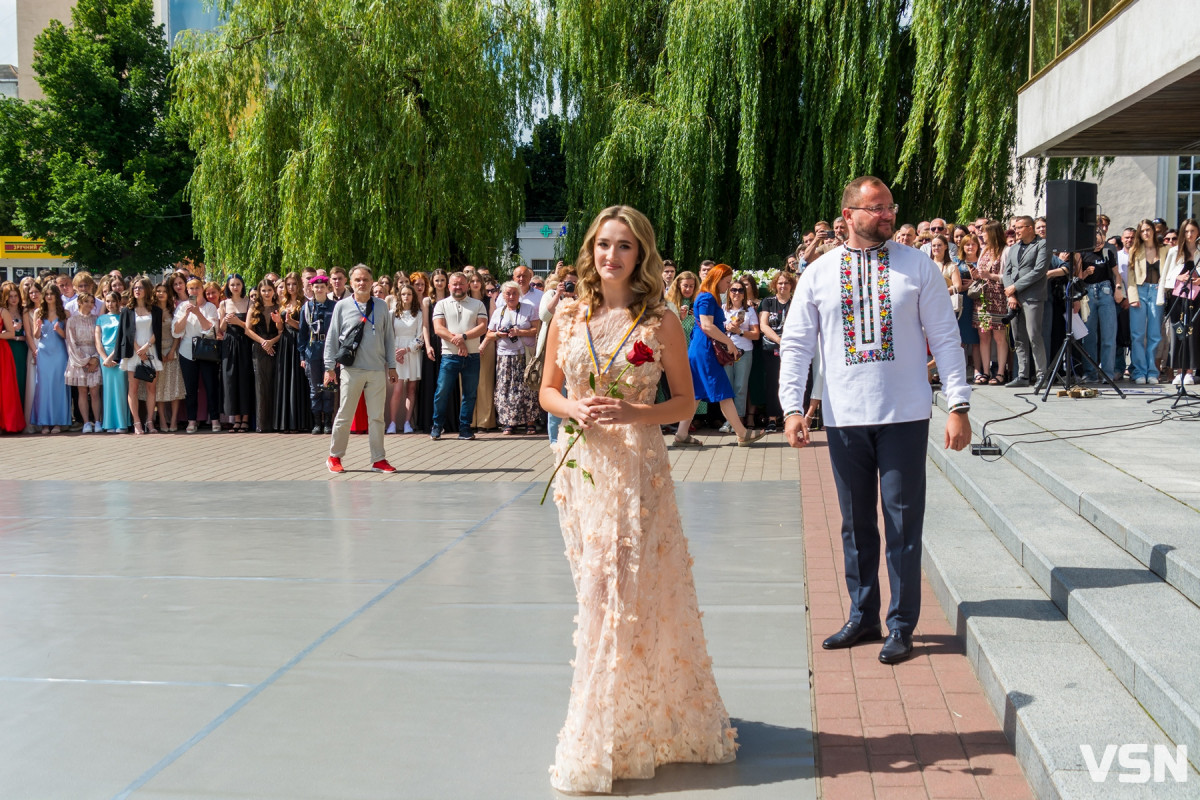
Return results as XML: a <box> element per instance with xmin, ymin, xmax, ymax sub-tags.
<box><xmin>721</xmin><ymin>277</ymin><xmax>760</xmax><ymax>431</ymax></box>
<box><xmin>388</xmin><ymin>284</ymin><xmax>423</xmax><ymax>433</ymax></box>
<box><xmin>487</xmin><ymin>281</ymin><xmax>541</xmax><ymax>434</ymax></box>
<box><xmin>172</xmin><ymin>277</ymin><xmax>221</xmax><ymax>433</ymax></box>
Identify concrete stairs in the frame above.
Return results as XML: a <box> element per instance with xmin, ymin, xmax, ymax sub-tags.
<box><xmin>922</xmin><ymin>391</ymin><xmax>1200</xmax><ymax>798</ymax></box>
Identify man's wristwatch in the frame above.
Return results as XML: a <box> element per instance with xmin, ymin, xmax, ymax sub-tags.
<box><xmin>949</xmin><ymin>403</ymin><xmax>970</xmax><ymax>414</ymax></box>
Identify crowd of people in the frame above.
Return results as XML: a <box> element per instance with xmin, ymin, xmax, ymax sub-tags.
<box><xmin>877</xmin><ymin>213</ymin><xmax>1197</xmax><ymax>389</ymax></box>
<box><xmin>0</xmin><ymin>263</ymin><xmax>558</xmax><ymax>438</ymax></box>
<box><xmin>1</xmin><ymin>210</ymin><xmax>1192</xmax><ymax>439</ymax></box>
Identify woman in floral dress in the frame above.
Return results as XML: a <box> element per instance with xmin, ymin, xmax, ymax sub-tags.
<box><xmin>539</xmin><ymin>206</ymin><xmax>737</xmax><ymax>794</ymax></box>
<box><xmin>973</xmin><ymin>221</ymin><xmax>1011</xmax><ymax>384</ymax></box>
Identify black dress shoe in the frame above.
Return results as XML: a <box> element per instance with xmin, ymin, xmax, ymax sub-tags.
<box><xmin>878</xmin><ymin>630</ymin><xmax>914</xmax><ymax>664</ymax></box>
<box><xmin>821</xmin><ymin>620</ymin><xmax>884</xmax><ymax>650</ymax></box>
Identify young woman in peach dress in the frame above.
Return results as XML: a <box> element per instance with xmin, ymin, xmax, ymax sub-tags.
<box><xmin>539</xmin><ymin>206</ymin><xmax>737</xmax><ymax>793</ymax></box>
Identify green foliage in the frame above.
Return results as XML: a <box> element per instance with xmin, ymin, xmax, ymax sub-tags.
<box><xmin>173</xmin><ymin>0</ymin><xmax>542</xmax><ymax>285</ymax></box>
<box><xmin>552</xmin><ymin>0</ymin><xmax>1097</xmax><ymax>269</ymax></box>
<box><xmin>897</xmin><ymin>0</ymin><xmax>1107</xmax><ymax>220</ymax></box>
<box><xmin>551</xmin><ymin>0</ymin><xmax>916</xmax><ymax>271</ymax></box>
<box><xmin>0</xmin><ymin>0</ymin><xmax>197</xmax><ymax>272</ymax></box>
<box><xmin>0</xmin><ymin>181</ymin><xmax>20</xmax><ymax>236</ymax></box>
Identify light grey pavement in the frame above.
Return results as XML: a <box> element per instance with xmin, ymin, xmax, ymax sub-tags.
<box><xmin>0</xmin><ymin>479</ymin><xmax>813</xmax><ymax>800</ymax></box>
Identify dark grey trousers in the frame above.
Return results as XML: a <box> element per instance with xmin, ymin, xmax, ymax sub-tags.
<box><xmin>825</xmin><ymin>419</ymin><xmax>930</xmax><ymax>637</ymax></box>
<box><xmin>1012</xmin><ymin>296</ymin><xmax>1047</xmax><ymax>381</ymax></box>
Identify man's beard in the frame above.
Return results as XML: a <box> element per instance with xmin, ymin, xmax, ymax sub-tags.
<box><xmin>451</xmin><ymin>288</ymin><xmax>466</xmax><ymax>299</ymax></box>
<box><xmin>852</xmin><ymin>217</ymin><xmax>894</xmax><ymax>244</ymax></box>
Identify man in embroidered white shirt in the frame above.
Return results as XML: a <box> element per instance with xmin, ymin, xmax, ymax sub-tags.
<box><xmin>779</xmin><ymin>176</ymin><xmax>972</xmax><ymax>665</ymax></box>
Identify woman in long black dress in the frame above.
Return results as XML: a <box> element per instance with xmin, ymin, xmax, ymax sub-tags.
<box><xmin>274</xmin><ymin>271</ymin><xmax>313</xmax><ymax>432</ymax></box>
<box><xmin>217</xmin><ymin>274</ymin><xmax>254</xmax><ymax>432</ymax></box>
<box><xmin>246</xmin><ymin>279</ymin><xmax>279</xmax><ymax>432</ymax></box>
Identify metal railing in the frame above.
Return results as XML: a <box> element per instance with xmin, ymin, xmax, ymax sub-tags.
<box><xmin>1028</xmin><ymin>0</ymin><xmax>1133</xmax><ymax>84</ymax></box>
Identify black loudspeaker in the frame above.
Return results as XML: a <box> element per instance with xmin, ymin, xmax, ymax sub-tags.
<box><xmin>1045</xmin><ymin>179</ymin><xmax>1098</xmax><ymax>252</ymax></box>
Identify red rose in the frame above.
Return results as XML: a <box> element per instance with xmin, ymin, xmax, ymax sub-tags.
<box><xmin>626</xmin><ymin>340</ymin><xmax>654</xmax><ymax>366</ymax></box>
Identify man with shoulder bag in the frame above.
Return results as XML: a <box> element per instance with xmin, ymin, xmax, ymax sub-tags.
<box><xmin>324</xmin><ymin>264</ymin><xmax>398</xmax><ymax>474</ymax></box>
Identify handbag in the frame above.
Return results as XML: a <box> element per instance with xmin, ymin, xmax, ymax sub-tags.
<box><xmin>966</xmin><ymin>279</ymin><xmax>986</xmax><ymax>300</ymax></box>
<box><xmin>523</xmin><ymin>347</ymin><xmax>546</xmax><ymax>393</ymax></box>
<box><xmin>334</xmin><ymin>298</ymin><xmax>372</xmax><ymax>367</ymax></box>
<box><xmin>134</xmin><ymin>360</ymin><xmax>157</xmax><ymax>382</ymax></box>
<box><xmin>950</xmin><ymin>292</ymin><xmax>963</xmax><ymax>315</ymax></box>
<box><xmin>191</xmin><ymin>335</ymin><xmax>219</xmax><ymax>363</ymax></box>
<box><xmin>713</xmin><ymin>340</ymin><xmax>739</xmax><ymax>366</ymax></box>
<box><xmin>1172</xmin><ymin>279</ymin><xmax>1200</xmax><ymax>301</ymax></box>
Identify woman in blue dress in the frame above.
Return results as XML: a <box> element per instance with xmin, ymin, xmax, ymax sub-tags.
<box><xmin>95</xmin><ymin>290</ymin><xmax>131</xmax><ymax>432</ymax></box>
<box><xmin>31</xmin><ymin>283</ymin><xmax>71</xmax><ymax>433</ymax></box>
<box><xmin>674</xmin><ymin>263</ymin><xmax>766</xmax><ymax>447</ymax></box>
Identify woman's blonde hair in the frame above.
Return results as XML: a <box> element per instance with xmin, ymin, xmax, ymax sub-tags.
<box><xmin>666</xmin><ymin>271</ymin><xmax>699</xmax><ymax>308</ymax></box>
<box><xmin>574</xmin><ymin>205</ymin><xmax>665</xmax><ymax>317</ymax></box>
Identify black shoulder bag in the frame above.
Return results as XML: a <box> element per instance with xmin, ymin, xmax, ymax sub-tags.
<box><xmin>334</xmin><ymin>298</ymin><xmax>372</xmax><ymax>367</ymax></box>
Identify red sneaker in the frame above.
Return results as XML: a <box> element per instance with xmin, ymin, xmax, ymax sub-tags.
<box><xmin>371</xmin><ymin>460</ymin><xmax>396</xmax><ymax>474</ymax></box>
<box><xmin>326</xmin><ymin>456</ymin><xmax>344</xmax><ymax>473</ymax></box>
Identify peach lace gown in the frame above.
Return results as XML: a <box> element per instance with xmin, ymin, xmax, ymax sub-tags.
<box><xmin>549</xmin><ymin>301</ymin><xmax>738</xmax><ymax>794</ymax></box>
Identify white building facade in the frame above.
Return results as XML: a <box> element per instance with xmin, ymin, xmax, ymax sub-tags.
<box><xmin>515</xmin><ymin>221</ymin><xmax>568</xmax><ymax>274</ymax></box>
<box><xmin>1015</xmin><ymin>0</ymin><xmax>1200</xmax><ymax>230</ymax></box>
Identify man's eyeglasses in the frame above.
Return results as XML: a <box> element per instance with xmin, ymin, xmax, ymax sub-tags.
<box><xmin>847</xmin><ymin>204</ymin><xmax>900</xmax><ymax>216</ymax></box>
<box><xmin>930</xmin><ymin>226</ymin><xmax>945</xmax><ymax>232</ymax></box>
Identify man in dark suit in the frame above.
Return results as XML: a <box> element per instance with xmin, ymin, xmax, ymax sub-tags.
<box><xmin>1002</xmin><ymin>216</ymin><xmax>1051</xmax><ymax>387</ymax></box>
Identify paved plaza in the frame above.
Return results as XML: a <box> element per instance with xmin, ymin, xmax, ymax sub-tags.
<box><xmin>0</xmin><ymin>417</ymin><xmax>1057</xmax><ymax>799</ymax></box>
<box><xmin>0</xmin><ymin>433</ymin><xmax>814</xmax><ymax>799</ymax></box>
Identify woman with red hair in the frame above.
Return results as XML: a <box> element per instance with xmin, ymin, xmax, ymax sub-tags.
<box><xmin>673</xmin><ymin>263</ymin><xmax>766</xmax><ymax>446</ymax></box>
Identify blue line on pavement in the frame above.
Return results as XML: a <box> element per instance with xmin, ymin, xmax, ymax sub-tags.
<box><xmin>0</xmin><ymin>676</ymin><xmax>255</xmax><ymax>688</ymax></box>
<box><xmin>110</xmin><ymin>485</ymin><xmax>532</xmax><ymax>800</ymax></box>
<box><xmin>2</xmin><ymin>573</ymin><xmax>393</xmax><ymax>584</ymax></box>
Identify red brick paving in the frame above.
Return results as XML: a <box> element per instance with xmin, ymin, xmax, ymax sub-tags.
<box><xmin>799</xmin><ymin>433</ymin><xmax>1033</xmax><ymax>800</ymax></box>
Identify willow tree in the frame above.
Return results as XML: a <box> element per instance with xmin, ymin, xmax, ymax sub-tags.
<box><xmin>172</xmin><ymin>0</ymin><xmax>541</xmax><ymax>282</ymax></box>
<box><xmin>551</xmin><ymin>0</ymin><xmax>911</xmax><ymax>270</ymax></box>
<box><xmin>898</xmin><ymin>0</ymin><xmax>1104</xmax><ymax>221</ymax></box>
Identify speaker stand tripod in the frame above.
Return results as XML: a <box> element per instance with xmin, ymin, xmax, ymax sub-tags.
<box><xmin>1148</xmin><ymin>265</ymin><xmax>1200</xmax><ymax>408</ymax></box>
<box><xmin>1036</xmin><ymin>282</ymin><xmax>1125</xmax><ymax>401</ymax></box>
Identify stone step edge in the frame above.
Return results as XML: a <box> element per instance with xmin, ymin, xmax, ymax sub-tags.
<box><xmin>921</xmin><ymin>466</ymin><xmax>1199</xmax><ymax>798</ymax></box>
<box><xmin>927</xmin><ymin>406</ymin><xmax>1200</xmax><ymax>774</ymax></box>
<box><xmin>934</xmin><ymin>391</ymin><xmax>1200</xmax><ymax>611</ymax></box>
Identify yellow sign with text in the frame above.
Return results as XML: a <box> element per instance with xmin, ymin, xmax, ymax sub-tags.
<box><xmin>0</xmin><ymin>237</ymin><xmax>53</xmax><ymax>259</ymax></box>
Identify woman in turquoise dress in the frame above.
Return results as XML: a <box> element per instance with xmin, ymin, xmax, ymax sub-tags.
<box><xmin>95</xmin><ymin>291</ymin><xmax>131</xmax><ymax>432</ymax></box>
<box><xmin>32</xmin><ymin>284</ymin><xmax>71</xmax><ymax>432</ymax></box>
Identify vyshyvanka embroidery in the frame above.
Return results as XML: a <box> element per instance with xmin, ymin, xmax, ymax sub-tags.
<box><xmin>840</xmin><ymin>245</ymin><xmax>895</xmax><ymax>365</ymax></box>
